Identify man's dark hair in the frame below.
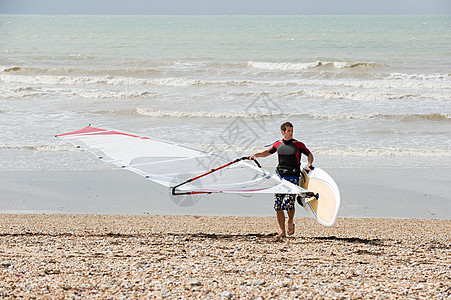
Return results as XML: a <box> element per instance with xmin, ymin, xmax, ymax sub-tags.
<box><xmin>281</xmin><ymin>122</ymin><xmax>293</xmax><ymax>132</ymax></box>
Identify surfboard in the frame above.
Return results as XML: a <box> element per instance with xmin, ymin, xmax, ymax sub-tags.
<box><xmin>298</xmin><ymin>162</ymin><xmax>340</xmax><ymax>226</ymax></box>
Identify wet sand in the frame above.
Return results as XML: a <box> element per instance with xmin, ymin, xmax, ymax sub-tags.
<box><xmin>1</xmin><ymin>168</ymin><xmax>450</xmax><ymax>218</ymax></box>
<box><xmin>0</xmin><ymin>215</ymin><xmax>449</xmax><ymax>298</ymax></box>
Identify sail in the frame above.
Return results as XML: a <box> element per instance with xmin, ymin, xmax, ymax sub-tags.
<box><xmin>56</xmin><ymin>126</ymin><xmax>308</xmax><ymax>195</ymax></box>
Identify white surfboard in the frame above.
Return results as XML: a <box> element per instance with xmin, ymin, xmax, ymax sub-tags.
<box><xmin>299</xmin><ymin>162</ymin><xmax>340</xmax><ymax>226</ymax></box>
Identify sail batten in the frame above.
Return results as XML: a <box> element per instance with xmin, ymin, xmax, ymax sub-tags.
<box><xmin>56</xmin><ymin>126</ymin><xmax>309</xmax><ymax>195</ymax></box>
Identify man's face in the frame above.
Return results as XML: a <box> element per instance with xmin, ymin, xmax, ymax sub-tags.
<box><xmin>281</xmin><ymin>126</ymin><xmax>293</xmax><ymax>140</ymax></box>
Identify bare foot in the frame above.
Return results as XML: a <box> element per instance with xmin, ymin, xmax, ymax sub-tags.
<box><xmin>275</xmin><ymin>233</ymin><xmax>286</xmax><ymax>238</ymax></box>
<box><xmin>287</xmin><ymin>223</ymin><xmax>295</xmax><ymax>235</ymax></box>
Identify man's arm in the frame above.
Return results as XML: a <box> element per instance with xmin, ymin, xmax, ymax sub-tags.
<box><xmin>249</xmin><ymin>149</ymin><xmax>272</xmax><ymax>159</ymax></box>
<box><xmin>306</xmin><ymin>153</ymin><xmax>314</xmax><ymax>170</ymax></box>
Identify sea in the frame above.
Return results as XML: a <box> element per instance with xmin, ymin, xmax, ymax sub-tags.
<box><xmin>1</xmin><ymin>15</ymin><xmax>450</xmax><ymax>171</ymax></box>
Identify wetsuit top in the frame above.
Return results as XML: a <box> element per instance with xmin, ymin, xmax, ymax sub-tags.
<box><xmin>268</xmin><ymin>139</ymin><xmax>311</xmax><ymax>174</ymax></box>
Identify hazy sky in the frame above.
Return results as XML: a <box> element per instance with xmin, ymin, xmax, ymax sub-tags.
<box><xmin>1</xmin><ymin>0</ymin><xmax>451</xmax><ymax>15</ymax></box>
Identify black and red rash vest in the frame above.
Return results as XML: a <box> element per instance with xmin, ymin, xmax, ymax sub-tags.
<box><xmin>268</xmin><ymin>139</ymin><xmax>311</xmax><ymax>171</ymax></box>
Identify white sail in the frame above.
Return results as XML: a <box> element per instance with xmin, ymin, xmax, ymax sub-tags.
<box><xmin>56</xmin><ymin>126</ymin><xmax>309</xmax><ymax>195</ymax></box>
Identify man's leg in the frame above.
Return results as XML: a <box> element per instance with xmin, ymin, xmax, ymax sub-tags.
<box><xmin>276</xmin><ymin>210</ymin><xmax>286</xmax><ymax>237</ymax></box>
<box><xmin>287</xmin><ymin>208</ymin><xmax>295</xmax><ymax>235</ymax></box>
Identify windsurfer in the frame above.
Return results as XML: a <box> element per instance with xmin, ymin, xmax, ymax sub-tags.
<box><xmin>249</xmin><ymin>122</ymin><xmax>313</xmax><ymax>238</ymax></box>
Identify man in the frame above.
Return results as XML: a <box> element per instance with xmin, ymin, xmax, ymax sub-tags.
<box><xmin>250</xmin><ymin>122</ymin><xmax>313</xmax><ymax>238</ymax></box>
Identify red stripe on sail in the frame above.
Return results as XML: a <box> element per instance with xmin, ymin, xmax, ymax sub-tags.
<box><xmin>57</xmin><ymin>126</ymin><xmax>149</xmax><ymax>139</ymax></box>
<box><xmin>56</xmin><ymin>126</ymin><xmax>105</xmax><ymax>137</ymax></box>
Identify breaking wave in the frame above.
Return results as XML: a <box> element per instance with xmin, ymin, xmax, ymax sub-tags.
<box><xmin>0</xmin><ymin>74</ymin><xmax>203</xmax><ymax>87</ymax></box>
<box><xmin>386</xmin><ymin>73</ymin><xmax>451</xmax><ymax>81</ymax></box>
<box><xmin>0</xmin><ymin>65</ymin><xmax>160</xmax><ymax>77</ymax></box>
<box><xmin>313</xmin><ymin>147</ymin><xmax>451</xmax><ymax>157</ymax></box>
<box><xmin>133</xmin><ymin>109</ymin><xmax>451</xmax><ymax>122</ymax></box>
<box><xmin>0</xmin><ymin>86</ymin><xmax>156</xmax><ymax>99</ymax></box>
<box><xmin>1</xmin><ymin>87</ymin><xmax>448</xmax><ymax>102</ymax></box>
<box><xmin>307</xmin><ymin>113</ymin><xmax>451</xmax><ymax>121</ymax></box>
<box><xmin>135</xmin><ymin>108</ymin><xmax>278</xmax><ymax>118</ymax></box>
<box><xmin>248</xmin><ymin>60</ymin><xmax>381</xmax><ymax>70</ymax></box>
<box><xmin>2</xmin><ymin>73</ymin><xmax>449</xmax><ymax>90</ymax></box>
<box><xmin>1</xmin><ymin>79</ymin><xmax>449</xmax><ymax>102</ymax></box>
<box><xmin>2</xmin><ymin>61</ymin><xmax>379</xmax><ymax>76</ymax></box>
<box><xmin>195</xmin><ymin>144</ymin><xmax>451</xmax><ymax>158</ymax></box>
<box><xmin>2</xmin><ymin>143</ymin><xmax>449</xmax><ymax>159</ymax></box>
<box><xmin>0</xmin><ymin>144</ymin><xmax>76</xmax><ymax>152</ymax></box>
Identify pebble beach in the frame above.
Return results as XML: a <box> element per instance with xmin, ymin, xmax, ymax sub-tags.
<box><xmin>0</xmin><ymin>214</ymin><xmax>449</xmax><ymax>299</ymax></box>
<box><xmin>2</xmin><ymin>13</ymin><xmax>451</xmax><ymax>299</ymax></box>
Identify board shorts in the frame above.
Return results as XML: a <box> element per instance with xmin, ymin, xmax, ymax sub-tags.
<box><xmin>274</xmin><ymin>176</ymin><xmax>299</xmax><ymax>211</ymax></box>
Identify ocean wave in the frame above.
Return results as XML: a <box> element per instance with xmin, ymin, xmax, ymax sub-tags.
<box><xmin>294</xmin><ymin>89</ymin><xmax>421</xmax><ymax>101</ymax></box>
<box><xmin>0</xmin><ymin>74</ymin><xmax>208</xmax><ymax>87</ymax></box>
<box><xmin>193</xmin><ymin>144</ymin><xmax>451</xmax><ymax>158</ymax></box>
<box><xmin>75</xmin><ymin>90</ymin><xmax>154</xmax><ymax>99</ymax></box>
<box><xmin>1</xmin><ymin>66</ymin><xmax>22</xmax><ymax>72</ymax></box>
<box><xmin>1</xmin><ymin>70</ymin><xmax>449</xmax><ymax>102</ymax></box>
<box><xmin>333</xmin><ymin>61</ymin><xmax>376</xmax><ymax>69</ymax></box>
<box><xmin>3</xmin><ymin>63</ymin><xmax>450</xmax><ymax>83</ymax></box>
<box><xmin>0</xmin><ymin>65</ymin><xmax>160</xmax><ymax>77</ymax></box>
<box><xmin>0</xmin><ymin>86</ymin><xmax>155</xmax><ymax>99</ymax></box>
<box><xmin>0</xmin><ymin>74</ymin><xmax>259</xmax><ymax>92</ymax></box>
<box><xmin>1</xmin><ymin>143</ymin><xmax>449</xmax><ymax>158</ymax></box>
<box><xmin>310</xmin><ymin>79</ymin><xmax>451</xmax><ymax>90</ymax></box>
<box><xmin>248</xmin><ymin>61</ymin><xmax>327</xmax><ymax>70</ymax></box>
<box><xmin>1</xmin><ymin>85</ymin><xmax>448</xmax><ymax>102</ymax></box>
<box><xmin>289</xmin><ymin>89</ymin><xmax>451</xmax><ymax>101</ymax></box>
<box><xmin>313</xmin><ymin>148</ymin><xmax>451</xmax><ymax>157</ymax></box>
<box><xmin>248</xmin><ymin>60</ymin><xmax>380</xmax><ymax>71</ymax></box>
<box><xmin>68</xmin><ymin>53</ymin><xmax>95</xmax><ymax>60</ymax></box>
<box><xmin>0</xmin><ymin>144</ymin><xmax>76</xmax><ymax>152</ymax></box>
<box><xmin>0</xmin><ymin>61</ymin><xmax>245</xmax><ymax>76</ymax></box>
<box><xmin>309</xmin><ymin>113</ymin><xmax>451</xmax><ymax>121</ymax></box>
<box><xmin>128</xmin><ymin>109</ymin><xmax>451</xmax><ymax>122</ymax></box>
<box><xmin>2</xmin><ymin>72</ymin><xmax>449</xmax><ymax>92</ymax></box>
<box><xmin>135</xmin><ymin>108</ymin><xmax>277</xmax><ymax>118</ymax></box>
<box><xmin>397</xmin><ymin>113</ymin><xmax>451</xmax><ymax>121</ymax></box>
<box><xmin>386</xmin><ymin>73</ymin><xmax>451</xmax><ymax>81</ymax></box>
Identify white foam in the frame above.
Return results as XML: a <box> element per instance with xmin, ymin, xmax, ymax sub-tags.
<box><xmin>0</xmin><ymin>85</ymin><xmax>155</xmax><ymax>99</ymax></box>
<box><xmin>0</xmin><ymin>74</ymin><xmax>203</xmax><ymax>87</ymax></box>
<box><xmin>2</xmin><ymin>73</ymin><xmax>449</xmax><ymax>91</ymax></box>
<box><xmin>0</xmin><ymin>144</ymin><xmax>76</xmax><ymax>152</ymax></box>
<box><xmin>333</xmin><ymin>61</ymin><xmax>374</xmax><ymax>69</ymax></box>
<box><xmin>309</xmin><ymin>113</ymin><xmax>451</xmax><ymax>121</ymax></box>
<box><xmin>298</xmin><ymin>89</ymin><xmax>422</xmax><ymax>101</ymax></box>
<box><xmin>248</xmin><ymin>60</ymin><xmax>379</xmax><ymax>71</ymax></box>
<box><xmin>134</xmin><ymin>109</ymin><xmax>451</xmax><ymax>121</ymax></box>
<box><xmin>1</xmin><ymin>84</ymin><xmax>448</xmax><ymax>102</ymax></box>
<box><xmin>386</xmin><ymin>73</ymin><xmax>451</xmax><ymax>81</ymax></box>
<box><xmin>75</xmin><ymin>90</ymin><xmax>153</xmax><ymax>99</ymax></box>
<box><xmin>314</xmin><ymin>148</ymin><xmax>451</xmax><ymax>157</ymax></box>
<box><xmin>293</xmin><ymin>78</ymin><xmax>451</xmax><ymax>90</ymax></box>
<box><xmin>1</xmin><ymin>143</ymin><xmax>449</xmax><ymax>171</ymax></box>
<box><xmin>248</xmin><ymin>60</ymin><xmax>328</xmax><ymax>70</ymax></box>
<box><xmin>135</xmin><ymin>108</ymin><xmax>277</xmax><ymax>119</ymax></box>
<box><xmin>1</xmin><ymin>66</ymin><xmax>22</xmax><ymax>72</ymax></box>
<box><xmin>193</xmin><ymin>144</ymin><xmax>451</xmax><ymax>158</ymax></box>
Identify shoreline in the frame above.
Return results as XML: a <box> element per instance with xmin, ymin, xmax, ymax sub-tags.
<box><xmin>0</xmin><ymin>215</ymin><xmax>449</xmax><ymax>298</ymax></box>
<box><xmin>1</xmin><ymin>168</ymin><xmax>450</xmax><ymax>219</ymax></box>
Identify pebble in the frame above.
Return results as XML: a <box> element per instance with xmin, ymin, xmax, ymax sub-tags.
<box><xmin>252</xmin><ymin>279</ymin><xmax>266</xmax><ymax>286</ymax></box>
<box><xmin>0</xmin><ymin>215</ymin><xmax>449</xmax><ymax>299</ymax></box>
<box><xmin>189</xmin><ymin>279</ymin><xmax>202</xmax><ymax>286</ymax></box>
<box><xmin>221</xmin><ymin>291</ymin><xmax>233</xmax><ymax>298</ymax></box>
